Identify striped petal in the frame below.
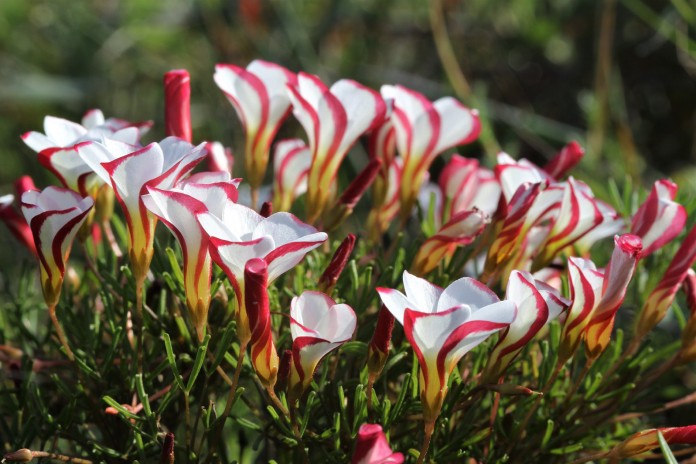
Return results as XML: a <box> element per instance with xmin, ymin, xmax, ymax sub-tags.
<box><xmin>631</xmin><ymin>179</ymin><xmax>686</xmax><ymax>257</ymax></box>
<box><xmin>21</xmin><ymin>187</ymin><xmax>94</xmax><ymax>306</ymax></box>
<box><xmin>272</xmin><ymin>138</ymin><xmax>311</xmax><ymax>211</ymax></box>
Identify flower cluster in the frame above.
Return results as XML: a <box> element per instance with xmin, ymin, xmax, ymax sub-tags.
<box><xmin>3</xmin><ymin>60</ymin><xmax>696</xmax><ymax>463</ymax></box>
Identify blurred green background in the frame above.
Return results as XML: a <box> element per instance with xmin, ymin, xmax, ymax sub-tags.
<box><xmin>1</xmin><ymin>0</ymin><xmax>695</xmax><ymax>193</ymax></box>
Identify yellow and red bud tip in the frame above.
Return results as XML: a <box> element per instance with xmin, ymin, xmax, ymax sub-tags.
<box><xmin>260</xmin><ymin>201</ymin><xmax>273</xmax><ymax>218</ymax></box>
<box><xmin>610</xmin><ymin>425</ymin><xmax>696</xmax><ymax>459</ymax></box>
<box><xmin>164</xmin><ymin>69</ymin><xmax>192</xmax><ymax>142</ymax></box>
<box><xmin>318</xmin><ymin>234</ymin><xmax>357</xmax><ymax>293</ymax></box>
<box><xmin>160</xmin><ymin>432</ymin><xmax>175</xmax><ymax>464</ymax></box>
<box><xmin>340</xmin><ymin>159</ymin><xmax>383</xmax><ymax>209</ymax></box>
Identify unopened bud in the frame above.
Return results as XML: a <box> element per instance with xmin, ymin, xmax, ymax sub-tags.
<box><xmin>318</xmin><ymin>234</ymin><xmax>356</xmax><ymax>294</ymax></box>
<box><xmin>160</xmin><ymin>432</ymin><xmax>175</xmax><ymax>464</ymax></box>
<box><xmin>164</xmin><ymin>69</ymin><xmax>192</xmax><ymax>142</ymax></box>
<box><xmin>367</xmin><ymin>306</ymin><xmax>395</xmax><ymax>382</ymax></box>
<box><xmin>3</xmin><ymin>448</ymin><xmax>34</xmax><ymax>462</ymax></box>
<box><xmin>260</xmin><ymin>201</ymin><xmax>273</xmax><ymax>218</ymax></box>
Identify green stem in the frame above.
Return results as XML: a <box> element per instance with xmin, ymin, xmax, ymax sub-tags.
<box><xmin>48</xmin><ymin>304</ymin><xmax>74</xmax><ymax>361</ymax></box>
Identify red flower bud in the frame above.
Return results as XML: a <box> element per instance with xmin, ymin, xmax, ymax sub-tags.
<box><xmin>160</xmin><ymin>432</ymin><xmax>175</xmax><ymax>464</ymax></box>
<box><xmin>244</xmin><ymin>258</ymin><xmax>279</xmax><ymax>387</ymax></box>
<box><xmin>260</xmin><ymin>201</ymin><xmax>273</xmax><ymax>218</ymax></box>
<box><xmin>340</xmin><ymin>159</ymin><xmax>383</xmax><ymax>209</ymax></box>
<box><xmin>318</xmin><ymin>234</ymin><xmax>356</xmax><ymax>293</ymax></box>
<box><xmin>543</xmin><ymin>140</ymin><xmax>584</xmax><ymax>179</ymax></box>
<box><xmin>164</xmin><ymin>69</ymin><xmax>192</xmax><ymax>142</ymax></box>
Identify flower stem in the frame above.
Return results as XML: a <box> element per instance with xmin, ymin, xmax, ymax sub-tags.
<box><xmin>102</xmin><ymin>220</ymin><xmax>122</xmax><ymax>258</ymax></box>
<box><xmin>48</xmin><ymin>304</ymin><xmax>74</xmax><ymax>361</ymax></box>
<box><xmin>135</xmin><ymin>278</ymin><xmax>144</xmax><ymax>374</ymax></box>
<box><xmin>416</xmin><ymin>420</ymin><xmax>436</xmax><ymax>464</ymax></box>
<box><xmin>266</xmin><ymin>387</ymin><xmax>289</xmax><ymax>417</ymax></box>
<box><xmin>290</xmin><ymin>406</ymin><xmax>310</xmax><ymax>464</ymax></box>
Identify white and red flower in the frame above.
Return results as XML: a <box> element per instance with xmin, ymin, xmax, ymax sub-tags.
<box><xmin>411</xmin><ymin>209</ymin><xmax>490</xmax><ymax>276</ymax></box>
<box><xmin>377</xmin><ymin>272</ymin><xmax>515</xmax><ymax>421</ymax></box>
<box><xmin>352</xmin><ymin>423</ymin><xmax>404</xmax><ymax>464</ymax></box>
<box><xmin>557</xmin><ymin>234</ymin><xmax>642</xmax><ymax>362</ymax></box>
<box><xmin>437</xmin><ymin>155</ymin><xmax>500</xmax><ymax>222</ymax></box>
<box><xmin>287</xmin><ymin>73</ymin><xmax>385</xmax><ymax>221</ymax></box>
<box><xmin>635</xmin><ymin>224</ymin><xmax>696</xmax><ymax>340</ymax></box>
<box><xmin>78</xmin><ymin>137</ymin><xmax>207</xmax><ymax>282</ymax></box>
<box><xmin>584</xmin><ymin>234</ymin><xmax>643</xmax><ymax>359</ymax></box>
<box><xmin>21</xmin><ymin>187</ymin><xmax>94</xmax><ymax>306</ymax></box>
<box><xmin>366</xmin><ymin>103</ymin><xmax>401</xmax><ymax>241</ymax></box>
<box><xmin>382</xmin><ymin>85</ymin><xmax>480</xmax><ymax>221</ymax></box>
<box><xmin>631</xmin><ymin>179</ymin><xmax>686</xmax><ymax>258</ymax></box>
<box><xmin>22</xmin><ymin>110</ymin><xmax>151</xmax><ymax>153</ymax></box>
<box><xmin>197</xmin><ymin>202</ymin><xmax>327</xmax><ymax>342</ymax></box>
<box><xmin>481</xmin><ymin>271</ymin><xmax>569</xmax><ymax>383</ymax></box>
<box><xmin>271</xmin><ymin>138</ymin><xmax>311</xmax><ymax>212</ymax></box>
<box><xmin>142</xmin><ymin>173</ymin><xmax>239</xmax><ymax>340</ymax></box>
<box><xmin>214</xmin><ymin>60</ymin><xmax>296</xmax><ymax>190</ymax></box>
<box><xmin>287</xmin><ymin>291</ymin><xmax>356</xmax><ymax>403</ymax></box>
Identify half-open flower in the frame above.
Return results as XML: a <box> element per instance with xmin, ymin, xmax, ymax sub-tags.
<box><xmin>481</xmin><ymin>271</ymin><xmax>569</xmax><ymax>383</ymax></box>
<box><xmin>377</xmin><ymin>272</ymin><xmax>515</xmax><ymax>422</ymax></box>
<box><xmin>411</xmin><ymin>209</ymin><xmax>490</xmax><ymax>276</ymax></box>
<box><xmin>142</xmin><ymin>174</ymin><xmax>239</xmax><ymax>340</ymax></box>
<box><xmin>198</xmin><ymin>202</ymin><xmax>327</xmax><ymax>343</ymax></box>
<box><xmin>352</xmin><ymin>423</ymin><xmax>404</xmax><ymax>464</ymax></box>
<box><xmin>631</xmin><ymin>179</ymin><xmax>686</xmax><ymax>258</ymax></box>
<box><xmin>79</xmin><ymin>137</ymin><xmax>207</xmax><ymax>283</ymax></box>
<box><xmin>288</xmin><ymin>291</ymin><xmax>356</xmax><ymax>403</ymax></box>
<box><xmin>287</xmin><ymin>73</ymin><xmax>385</xmax><ymax>221</ymax></box>
<box><xmin>438</xmin><ymin>155</ymin><xmax>500</xmax><ymax>223</ymax></box>
<box><xmin>382</xmin><ymin>85</ymin><xmax>480</xmax><ymax>221</ymax></box>
<box><xmin>583</xmin><ymin>234</ymin><xmax>643</xmax><ymax>360</ymax></box>
<box><xmin>271</xmin><ymin>138</ymin><xmax>311</xmax><ymax>212</ymax></box>
<box><xmin>635</xmin><ymin>224</ymin><xmax>696</xmax><ymax>340</ymax></box>
<box><xmin>21</xmin><ymin>187</ymin><xmax>94</xmax><ymax>306</ymax></box>
<box><xmin>366</xmin><ymin>103</ymin><xmax>401</xmax><ymax>241</ymax></box>
<box><xmin>244</xmin><ymin>258</ymin><xmax>280</xmax><ymax>388</ymax></box>
<box><xmin>214</xmin><ymin>60</ymin><xmax>296</xmax><ymax>190</ymax></box>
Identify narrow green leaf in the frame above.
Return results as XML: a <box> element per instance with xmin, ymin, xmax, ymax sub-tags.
<box><xmin>162</xmin><ymin>333</ymin><xmax>185</xmax><ymax>391</ymax></box>
<box><xmin>186</xmin><ymin>334</ymin><xmax>211</xmax><ymax>393</ymax></box>
<box><xmin>103</xmin><ymin>396</ymin><xmax>140</xmax><ymax>421</ymax></box>
<box><xmin>134</xmin><ymin>374</ymin><xmax>152</xmax><ymax>417</ymax></box>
